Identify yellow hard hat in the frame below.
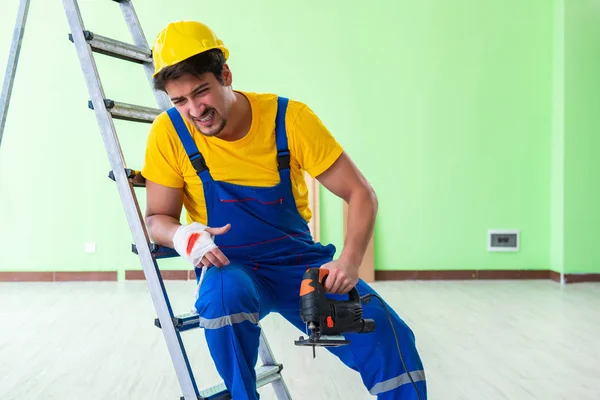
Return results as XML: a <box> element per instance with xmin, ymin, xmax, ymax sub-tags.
<box><xmin>152</xmin><ymin>20</ymin><xmax>229</xmax><ymax>77</ymax></box>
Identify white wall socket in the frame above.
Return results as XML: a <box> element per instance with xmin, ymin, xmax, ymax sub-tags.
<box><xmin>85</xmin><ymin>242</ymin><xmax>96</xmax><ymax>253</ymax></box>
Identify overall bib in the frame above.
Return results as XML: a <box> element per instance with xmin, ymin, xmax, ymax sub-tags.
<box><xmin>166</xmin><ymin>97</ymin><xmax>427</xmax><ymax>399</ymax></box>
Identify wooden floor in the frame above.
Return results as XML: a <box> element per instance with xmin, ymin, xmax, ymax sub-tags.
<box><xmin>1</xmin><ymin>279</ymin><xmax>599</xmax><ymax>399</ymax></box>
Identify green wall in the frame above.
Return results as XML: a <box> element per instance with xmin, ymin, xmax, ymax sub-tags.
<box><xmin>0</xmin><ymin>0</ymin><xmax>596</xmax><ymax>276</ymax></box>
<box><xmin>562</xmin><ymin>0</ymin><xmax>600</xmax><ymax>274</ymax></box>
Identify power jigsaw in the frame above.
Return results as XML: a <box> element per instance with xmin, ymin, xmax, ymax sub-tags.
<box><xmin>294</xmin><ymin>267</ymin><xmax>375</xmax><ymax>358</ymax></box>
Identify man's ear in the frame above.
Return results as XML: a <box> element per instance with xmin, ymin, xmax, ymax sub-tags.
<box><xmin>221</xmin><ymin>63</ymin><xmax>233</xmax><ymax>86</ymax></box>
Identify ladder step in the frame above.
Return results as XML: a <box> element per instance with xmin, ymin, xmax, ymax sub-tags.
<box><xmin>132</xmin><ymin>243</ymin><xmax>179</xmax><ymax>259</ymax></box>
<box><xmin>195</xmin><ymin>365</ymin><xmax>283</xmax><ymax>400</ymax></box>
<box><xmin>155</xmin><ymin>311</ymin><xmax>200</xmax><ymax>332</ymax></box>
<box><xmin>68</xmin><ymin>30</ymin><xmax>151</xmax><ymax>64</ymax></box>
<box><xmin>108</xmin><ymin>168</ymin><xmax>146</xmax><ymax>187</ymax></box>
<box><xmin>255</xmin><ymin>365</ymin><xmax>285</xmax><ymax>392</ymax></box>
<box><xmin>89</xmin><ymin>99</ymin><xmax>161</xmax><ymax>123</ymax></box>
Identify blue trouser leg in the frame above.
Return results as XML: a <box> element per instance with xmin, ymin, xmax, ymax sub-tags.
<box><xmin>348</xmin><ymin>280</ymin><xmax>427</xmax><ymax>399</ymax></box>
<box><xmin>194</xmin><ymin>263</ymin><xmax>270</xmax><ymax>400</ymax></box>
<box><xmin>275</xmin><ymin>271</ymin><xmax>427</xmax><ymax>399</ymax></box>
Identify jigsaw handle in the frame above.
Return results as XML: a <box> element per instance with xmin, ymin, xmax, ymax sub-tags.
<box><xmin>315</xmin><ymin>268</ymin><xmax>360</xmax><ymax>301</ymax></box>
<box><xmin>299</xmin><ymin>267</ymin><xmax>362</xmax><ymax>322</ymax></box>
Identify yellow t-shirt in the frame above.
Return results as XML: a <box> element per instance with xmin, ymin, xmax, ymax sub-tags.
<box><xmin>141</xmin><ymin>91</ymin><xmax>344</xmax><ymax>225</ymax></box>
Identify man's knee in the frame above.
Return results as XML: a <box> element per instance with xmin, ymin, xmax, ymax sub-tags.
<box><xmin>194</xmin><ymin>265</ymin><xmax>261</xmax><ymax>323</ymax></box>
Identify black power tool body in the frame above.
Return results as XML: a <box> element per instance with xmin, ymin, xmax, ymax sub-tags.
<box><xmin>294</xmin><ymin>267</ymin><xmax>375</xmax><ymax>357</ymax></box>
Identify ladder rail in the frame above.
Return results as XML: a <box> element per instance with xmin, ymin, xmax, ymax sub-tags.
<box><xmin>61</xmin><ymin>0</ymin><xmax>201</xmax><ymax>398</ymax></box>
<box><xmin>0</xmin><ymin>0</ymin><xmax>31</xmax><ymax>147</ymax></box>
<box><xmin>259</xmin><ymin>328</ymin><xmax>292</xmax><ymax>399</ymax></box>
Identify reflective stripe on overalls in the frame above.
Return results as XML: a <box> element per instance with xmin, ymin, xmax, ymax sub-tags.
<box><xmin>166</xmin><ymin>96</ymin><xmax>427</xmax><ymax>399</ymax></box>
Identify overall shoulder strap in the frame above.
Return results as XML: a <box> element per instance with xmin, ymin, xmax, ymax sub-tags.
<box><xmin>166</xmin><ymin>107</ymin><xmax>208</xmax><ymax>175</ymax></box>
<box><xmin>275</xmin><ymin>96</ymin><xmax>290</xmax><ymax>170</ymax></box>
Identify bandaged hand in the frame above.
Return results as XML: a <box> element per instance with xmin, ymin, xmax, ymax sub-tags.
<box><xmin>172</xmin><ymin>222</ymin><xmax>231</xmax><ymax>268</ymax></box>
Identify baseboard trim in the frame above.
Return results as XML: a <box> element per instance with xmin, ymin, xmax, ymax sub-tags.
<box><xmin>376</xmin><ymin>269</ymin><xmax>599</xmax><ymax>283</ymax></box>
<box><xmin>0</xmin><ymin>271</ymin><xmax>117</xmax><ymax>282</ymax></box>
<box><xmin>125</xmin><ymin>270</ymin><xmax>193</xmax><ymax>280</ymax></box>
<box><xmin>375</xmin><ymin>270</ymin><xmax>549</xmax><ymax>280</ymax></box>
<box><xmin>562</xmin><ymin>273</ymin><xmax>600</xmax><ymax>283</ymax></box>
<box><xmin>549</xmin><ymin>270</ymin><xmax>562</xmax><ymax>282</ymax></box>
<box><xmin>0</xmin><ymin>270</ymin><xmax>195</xmax><ymax>282</ymax></box>
<box><xmin>2</xmin><ymin>270</ymin><xmax>598</xmax><ymax>283</ymax></box>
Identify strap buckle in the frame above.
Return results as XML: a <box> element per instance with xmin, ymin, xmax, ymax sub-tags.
<box><xmin>190</xmin><ymin>152</ymin><xmax>208</xmax><ymax>173</ymax></box>
<box><xmin>277</xmin><ymin>150</ymin><xmax>290</xmax><ymax>170</ymax></box>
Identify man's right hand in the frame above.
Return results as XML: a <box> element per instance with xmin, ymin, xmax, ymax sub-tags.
<box><xmin>201</xmin><ymin>225</ymin><xmax>231</xmax><ymax>267</ymax></box>
<box><xmin>172</xmin><ymin>222</ymin><xmax>231</xmax><ymax>268</ymax></box>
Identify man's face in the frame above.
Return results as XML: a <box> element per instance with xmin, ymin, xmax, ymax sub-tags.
<box><xmin>165</xmin><ymin>69</ymin><xmax>231</xmax><ymax>137</ymax></box>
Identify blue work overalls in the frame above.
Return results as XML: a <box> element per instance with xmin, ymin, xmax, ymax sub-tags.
<box><xmin>166</xmin><ymin>97</ymin><xmax>427</xmax><ymax>399</ymax></box>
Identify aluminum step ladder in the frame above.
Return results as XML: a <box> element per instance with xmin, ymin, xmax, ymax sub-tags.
<box><xmin>61</xmin><ymin>0</ymin><xmax>293</xmax><ymax>398</ymax></box>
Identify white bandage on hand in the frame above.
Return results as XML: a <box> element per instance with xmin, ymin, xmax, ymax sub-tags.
<box><xmin>172</xmin><ymin>222</ymin><xmax>218</xmax><ymax>267</ymax></box>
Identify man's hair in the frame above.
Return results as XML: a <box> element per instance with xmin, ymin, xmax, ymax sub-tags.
<box><xmin>153</xmin><ymin>48</ymin><xmax>226</xmax><ymax>92</ymax></box>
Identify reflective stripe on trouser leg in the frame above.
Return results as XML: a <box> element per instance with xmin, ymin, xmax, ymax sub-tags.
<box><xmin>369</xmin><ymin>370</ymin><xmax>427</xmax><ymax>397</ymax></box>
<box><xmin>198</xmin><ymin>312</ymin><xmax>259</xmax><ymax>329</ymax></box>
<box><xmin>194</xmin><ymin>264</ymin><xmax>266</xmax><ymax>400</ymax></box>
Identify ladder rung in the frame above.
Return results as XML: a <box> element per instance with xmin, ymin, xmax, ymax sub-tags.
<box><xmin>108</xmin><ymin>168</ymin><xmax>146</xmax><ymax>187</ymax></box>
<box><xmin>132</xmin><ymin>243</ymin><xmax>179</xmax><ymax>259</ymax></box>
<box><xmin>90</xmin><ymin>99</ymin><xmax>161</xmax><ymax>124</ymax></box>
<box><xmin>256</xmin><ymin>365</ymin><xmax>285</xmax><ymax>390</ymax></box>
<box><xmin>154</xmin><ymin>312</ymin><xmax>200</xmax><ymax>332</ymax></box>
<box><xmin>194</xmin><ymin>365</ymin><xmax>283</xmax><ymax>400</ymax></box>
<box><xmin>69</xmin><ymin>30</ymin><xmax>151</xmax><ymax>64</ymax></box>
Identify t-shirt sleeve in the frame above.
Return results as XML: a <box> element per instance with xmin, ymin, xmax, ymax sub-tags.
<box><xmin>288</xmin><ymin>103</ymin><xmax>344</xmax><ymax>178</ymax></box>
<box><xmin>141</xmin><ymin>115</ymin><xmax>185</xmax><ymax>188</ymax></box>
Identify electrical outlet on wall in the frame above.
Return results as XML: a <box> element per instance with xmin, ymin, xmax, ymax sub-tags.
<box><xmin>85</xmin><ymin>242</ymin><xmax>96</xmax><ymax>253</ymax></box>
<box><xmin>488</xmin><ymin>230</ymin><xmax>519</xmax><ymax>252</ymax></box>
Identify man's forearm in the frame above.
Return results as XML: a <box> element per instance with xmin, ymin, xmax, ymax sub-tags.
<box><xmin>146</xmin><ymin>215</ymin><xmax>182</xmax><ymax>248</ymax></box>
<box><xmin>339</xmin><ymin>187</ymin><xmax>378</xmax><ymax>268</ymax></box>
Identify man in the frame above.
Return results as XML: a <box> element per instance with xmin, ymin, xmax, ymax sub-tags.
<box><xmin>142</xmin><ymin>20</ymin><xmax>427</xmax><ymax>399</ymax></box>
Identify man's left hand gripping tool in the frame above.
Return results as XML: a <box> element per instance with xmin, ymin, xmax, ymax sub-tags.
<box><xmin>294</xmin><ymin>267</ymin><xmax>375</xmax><ymax>358</ymax></box>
